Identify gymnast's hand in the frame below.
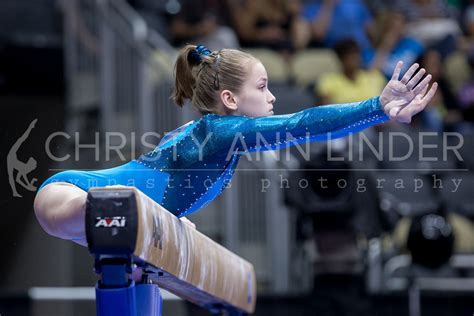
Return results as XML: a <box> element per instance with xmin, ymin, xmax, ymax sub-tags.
<box><xmin>380</xmin><ymin>61</ymin><xmax>438</xmax><ymax>124</ymax></box>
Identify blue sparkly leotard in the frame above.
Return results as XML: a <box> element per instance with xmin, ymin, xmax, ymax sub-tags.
<box><xmin>38</xmin><ymin>97</ymin><xmax>388</xmax><ymax>217</ymax></box>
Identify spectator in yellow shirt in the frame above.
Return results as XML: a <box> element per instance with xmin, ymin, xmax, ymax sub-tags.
<box><xmin>316</xmin><ymin>38</ymin><xmax>387</xmax><ymax>105</ymax></box>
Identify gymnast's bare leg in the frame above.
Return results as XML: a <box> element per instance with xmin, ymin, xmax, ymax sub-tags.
<box><xmin>34</xmin><ymin>182</ymin><xmax>196</xmax><ymax>247</ymax></box>
<box><xmin>34</xmin><ymin>182</ymin><xmax>88</xmax><ymax>246</ymax></box>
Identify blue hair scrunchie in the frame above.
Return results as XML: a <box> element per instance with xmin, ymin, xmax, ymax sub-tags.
<box><xmin>196</xmin><ymin>44</ymin><xmax>212</xmax><ymax>56</ymax></box>
<box><xmin>188</xmin><ymin>44</ymin><xmax>212</xmax><ymax>65</ymax></box>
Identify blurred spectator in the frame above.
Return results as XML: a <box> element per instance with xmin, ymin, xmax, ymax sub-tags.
<box><xmin>393</xmin><ymin>0</ymin><xmax>461</xmax><ymax>58</ymax></box>
<box><xmin>415</xmin><ymin>49</ymin><xmax>462</xmax><ymax>131</ymax></box>
<box><xmin>301</xmin><ymin>0</ymin><xmax>377</xmax><ymax>57</ymax></box>
<box><xmin>315</xmin><ymin>39</ymin><xmax>386</xmax><ymax>105</ymax></box>
<box><xmin>459</xmin><ymin>0</ymin><xmax>474</xmax><ymax>53</ymax></box>
<box><xmin>228</xmin><ymin>0</ymin><xmax>307</xmax><ymax>55</ymax></box>
<box><xmin>167</xmin><ymin>0</ymin><xmax>239</xmax><ymax>50</ymax></box>
<box><xmin>456</xmin><ymin>51</ymin><xmax>474</xmax><ymax>125</ymax></box>
<box><xmin>367</xmin><ymin>11</ymin><xmax>424</xmax><ymax>79</ymax></box>
<box><xmin>364</xmin><ymin>0</ymin><xmax>394</xmax><ymax>14</ymax></box>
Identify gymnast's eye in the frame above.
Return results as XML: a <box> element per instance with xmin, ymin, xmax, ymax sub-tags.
<box><xmin>259</xmin><ymin>85</ymin><xmax>266</xmax><ymax>90</ymax></box>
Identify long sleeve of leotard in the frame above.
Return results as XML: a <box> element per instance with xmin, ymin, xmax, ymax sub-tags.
<box><xmin>203</xmin><ymin>96</ymin><xmax>389</xmax><ymax>156</ymax></box>
<box><xmin>138</xmin><ymin>96</ymin><xmax>389</xmax><ymax>169</ymax></box>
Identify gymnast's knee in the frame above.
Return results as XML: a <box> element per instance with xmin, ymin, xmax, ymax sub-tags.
<box><xmin>34</xmin><ymin>185</ymin><xmax>59</xmax><ymax>237</ymax></box>
<box><xmin>33</xmin><ymin>182</ymin><xmax>86</xmax><ymax>239</ymax></box>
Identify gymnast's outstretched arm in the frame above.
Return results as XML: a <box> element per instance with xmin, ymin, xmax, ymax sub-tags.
<box><xmin>206</xmin><ymin>96</ymin><xmax>387</xmax><ymax>155</ymax></box>
<box><xmin>206</xmin><ymin>61</ymin><xmax>437</xmax><ymax>155</ymax></box>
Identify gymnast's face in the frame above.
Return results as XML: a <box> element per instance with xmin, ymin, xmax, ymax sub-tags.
<box><xmin>223</xmin><ymin>60</ymin><xmax>276</xmax><ymax>117</ymax></box>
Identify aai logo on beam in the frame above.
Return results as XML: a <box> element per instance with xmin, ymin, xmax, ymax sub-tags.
<box><xmin>95</xmin><ymin>216</ymin><xmax>127</xmax><ymax>228</ymax></box>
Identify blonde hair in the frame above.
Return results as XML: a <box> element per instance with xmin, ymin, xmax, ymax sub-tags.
<box><xmin>173</xmin><ymin>44</ymin><xmax>256</xmax><ymax>114</ymax></box>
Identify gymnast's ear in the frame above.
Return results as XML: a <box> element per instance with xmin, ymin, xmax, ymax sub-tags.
<box><xmin>220</xmin><ymin>89</ymin><xmax>238</xmax><ymax>112</ymax></box>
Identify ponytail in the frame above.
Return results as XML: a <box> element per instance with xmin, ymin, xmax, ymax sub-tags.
<box><xmin>173</xmin><ymin>45</ymin><xmax>199</xmax><ymax>107</ymax></box>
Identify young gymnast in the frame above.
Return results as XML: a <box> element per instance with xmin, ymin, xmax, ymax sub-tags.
<box><xmin>34</xmin><ymin>44</ymin><xmax>437</xmax><ymax>246</ymax></box>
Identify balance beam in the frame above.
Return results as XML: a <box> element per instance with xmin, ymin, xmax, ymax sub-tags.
<box><xmin>85</xmin><ymin>187</ymin><xmax>256</xmax><ymax>314</ymax></box>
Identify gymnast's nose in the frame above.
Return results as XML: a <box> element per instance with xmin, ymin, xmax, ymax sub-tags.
<box><xmin>268</xmin><ymin>89</ymin><xmax>276</xmax><ymax>104</ymax></box>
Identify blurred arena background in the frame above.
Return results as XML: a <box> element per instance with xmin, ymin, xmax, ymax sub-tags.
<box><xmin>1</xmin><ymin>0</ymin><xmax>474</xmax><ymax>315</ymax></box>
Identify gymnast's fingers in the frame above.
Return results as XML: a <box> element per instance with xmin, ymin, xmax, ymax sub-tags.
<box><xmin>389</xmin><ymin>106</ymin><xmax>401</xmax><ymax>119</ymax></box>
<box><xmin>384</xmin><ymin>99</ymin><xmax>408</xmax><ymax>115</ymax></box>
<box><xmin>391</xmin><ymin>60</ymin><xmax>403</xmax><ymax>81</ymax></box>
<box><xmin>400</xmin><ymin>63</ymin><xmax>419</xmax><ymax>84</ymax></box>
<box><xmin>417</xmin><ymin>82</ymin><xmax>430</xmax><ymax>99</ymax></box>
<box><xmin>412</xmin><ymin>74</ymin><xmax>432</xmax><ymax>95</ymax></box>
<box><xmin>396</xmin><ymin>83</ymin><xmax>437</xmax><ymax>122</ymax></box>
<box><xmin>406</xmin><ymin>68</ymin><xmax>426</xmax><ymax>90</ymax></box>
<box><xmin>420</xmin><ymin>82</ymin><xmax>438</xmax><ymax>105</ymax></box>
